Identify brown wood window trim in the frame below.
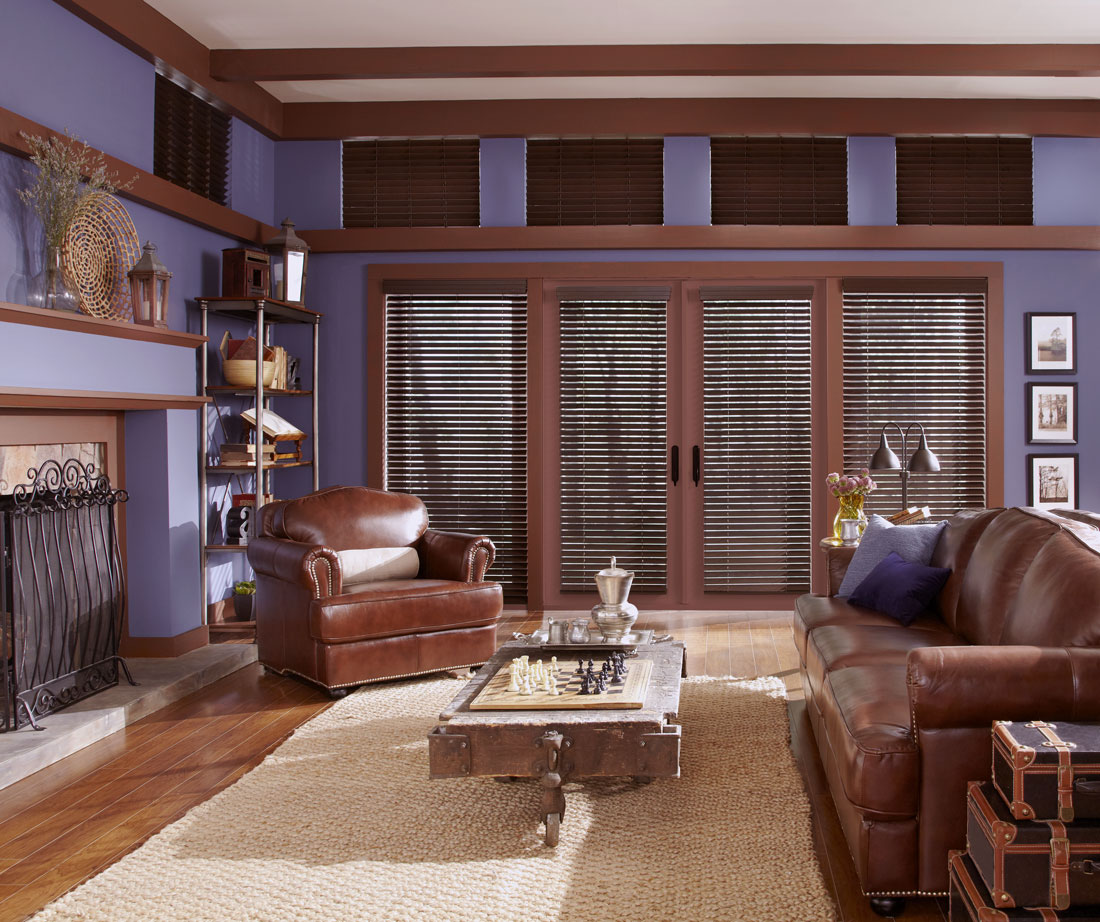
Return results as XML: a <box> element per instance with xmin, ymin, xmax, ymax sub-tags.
<box><xmin>342</xmin><ymin>138</ymin><xmax>480</xmax><ymax>228</ymax></box>
<box><xmin>710</xmin><ymin>136</ymin><xmax>848</xmax><ymax>226</ymax></box>
<box><xmin>896</xmin><ymin>136</ymin><xmax>1034</xmax><ymax>226</ymax></box>
<box><xmin>526</xmin><ymin>138</ymin><xmax>664</xmax><ymax>226</ymax></box>
<box><xmin>154</xmin><ymin>73</ymin><xmax>231</xmax><ymax>206</ymax></box>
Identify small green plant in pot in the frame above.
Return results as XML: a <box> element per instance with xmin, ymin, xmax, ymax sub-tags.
<box><xmin>232</xmin><ymin>580</ymin><xmax>256</xmax><ymax>621</ymax></box>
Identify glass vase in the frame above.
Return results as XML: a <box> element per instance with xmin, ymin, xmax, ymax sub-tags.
<box><xmin>27</xmin><ymin>245</ymin><xmax>81</xmax><ymax>313</ymax></box>
<box><xmin>832</xmin><ymin>493</ymin><xmax>867</xmax><ymax>540</ymax></box>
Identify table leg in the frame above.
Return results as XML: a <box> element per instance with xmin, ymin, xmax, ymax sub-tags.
<box><xmin>538</xmin><ymin>730</ymin><xmax>566</xmax><ymax>846</ymax></box>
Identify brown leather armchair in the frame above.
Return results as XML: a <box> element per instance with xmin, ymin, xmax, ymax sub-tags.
<box><xmin>247</xmin><ymin>486</ymin><xmax>503</xmax><ymax>696</ymax></box>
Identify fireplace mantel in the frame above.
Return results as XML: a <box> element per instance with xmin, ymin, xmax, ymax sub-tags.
<box><xmin>0</xmin><ymin>300</ymin><xmax>206</xmax><ymax>349</ymax></box>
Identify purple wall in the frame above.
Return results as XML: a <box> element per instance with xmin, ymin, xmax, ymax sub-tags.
<box><xmin>663</xmin><ymin>137</ymin><xmax>710</xmax><ymax>225</ymax></box>
<box><xmin>480</xmin><ymin>139</ymin><xmax>526</xmax><ymax>227</ymax></box>
<box><xmin>0</xmin><ymin>0</ymin><xmax>154</xmax><ymax>170</ymax></box>
<box><xmin>274</xmin><ymin>141</ymin><xmax>341</xmax><ymax>229</ymax></box>
<box><xmin>231</xmin><ymin>118</ymin><xmax>276</xmax><ymax>226</ymax></box>
<box><xmin>1034</xmin><ymin>139</ymin><xmax>1100</xmax><ymax>226</ymax></box>
<box><xmin>848</xmin><ymin>137</ymin><xmax>897</xmax><ymax>226</ymax></box>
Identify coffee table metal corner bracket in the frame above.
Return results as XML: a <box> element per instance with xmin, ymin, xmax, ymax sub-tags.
<box><xmin>428</xmin><ymin>641</ymin><xmax>686</xmax><ymax>846</ymax></box>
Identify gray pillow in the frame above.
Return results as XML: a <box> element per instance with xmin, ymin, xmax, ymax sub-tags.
<box><xmin>837</xmin><ymin>514</ymin><xmax>947</xmax><ymax>598</ymax></box>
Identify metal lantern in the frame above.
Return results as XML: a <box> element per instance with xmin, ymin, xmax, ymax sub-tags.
<box><xmin>127</xmin><ymin>241</ymin><xmax>172</xmax><ymax>328</ymax></box>
<box><xmin>264</xmin><ymin>217</ymin><xmax>309</xmax><ymax>305</ymax></box>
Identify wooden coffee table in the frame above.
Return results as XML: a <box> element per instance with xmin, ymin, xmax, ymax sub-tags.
<box><xmin>428</xmin><ymin>640</ymin><xmax>685</xmax><ymax>845</ymax></box>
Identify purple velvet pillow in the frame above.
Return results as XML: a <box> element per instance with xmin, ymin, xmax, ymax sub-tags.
<box><xmin>848</xmin><ymin>551</ymin><xmax>951</xmax><ymax>626</ymax></box>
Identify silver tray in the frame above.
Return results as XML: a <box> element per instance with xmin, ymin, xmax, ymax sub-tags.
<box><xmin>512</xmin><ymin>628</ymin><xmax>664</xmax><ymax>652</ymax></box>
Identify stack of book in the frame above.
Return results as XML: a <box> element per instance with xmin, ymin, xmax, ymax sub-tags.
<box><xmin>218</xmin><ymin>443</ymin><xmax>275</xmax><ymax>467</ymax></box>
<box><xmin>886</xmin><ymin>505</ymin><xmax>932</xmax><ymax>525</ymax></box>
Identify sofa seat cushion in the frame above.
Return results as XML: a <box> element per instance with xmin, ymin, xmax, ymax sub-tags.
<box><xmin>794</xmin><ymin>593</ymin><xmax>949</xmax><ymax>662</ymax></box>
<box><xmin>804</xmin><ymin>623</ymin><xmax>960</xmax><ymax>704</ymax></box>
<box><xmin>309</xmin><ymin>579</ymin><xmax>502</xmax><ymax>644</ymax></box>
<box><xmin>820</xmin><ymin>664</ymin><xmax>919</xmax><ymax>818</ymax></box>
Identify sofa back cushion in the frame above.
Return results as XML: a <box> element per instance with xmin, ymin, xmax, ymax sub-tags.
<box><xmin>1002</xmin><ymin>525</ymin><xmax>1100</xmax><ymax>647</ymax></box>
<box><xmin>930</xmin><ymin>507</ymin><xmax>1005</xmax><ymax>632</ymax></box>
<box><xmin>262</xmin><ymin>486</ymin><xmax>429</xmax><ymax>550</ymax></box>
<box><xmin>954</xmin><ymin>508</ymin><xmax>1063</xmax><ymax>645</ymax></box>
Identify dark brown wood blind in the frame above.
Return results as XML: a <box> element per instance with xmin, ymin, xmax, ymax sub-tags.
<box><xmin>896</xmin><ymin>137</ymin><xmax>1033</xmax><ymax>225</ymax></box>
<box><xmin>842</xmin><ymin>281</ymin><xmax>988</xmax><ymax>517</ymax></box>
<box><xmin>527</xmin><ymin>138</ymin><xmax>664</xmax><ymax>226</ymax></box>
<box><xmin>153</xmin><ymin>74</ymin><xmax>230</xmax><ymax>206</ymax></box>
<box><xmin>558</xmin><ymin>293</ymin><xmax>669</xmax><ymax>591</ymax></box>
<box><xmin>343</xmin><ymin>139</ymin><xmax>480</xmax><ymax>227</ymax></box>
<box><xmin>710</xmin><ymin>137</ymin><xmax>848</xmax><ymax>225</ymax></box>
<box><xmin>700</xmin><ymin>288</ymin><xmax>814</xmax><ymax>592</ymax></box>
<box><xmin>384</xmin><ymin>289</ymin><xmax>527</xmax><ymax>601</ymax></box>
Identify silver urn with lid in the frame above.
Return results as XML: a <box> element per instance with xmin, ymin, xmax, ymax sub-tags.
<box><xmin>591</xmin><ymin>557</ymin><xmax>639</xmax><ymax>641</ymax></box>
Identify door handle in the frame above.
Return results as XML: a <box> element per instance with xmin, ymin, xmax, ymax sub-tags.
<box><xmin>670</xmin><ymin>445</ymin><xmax>679</xmax><ymax>485</ymax></box>
<box><xmin>692</xmin><ymin>445</ymin><xmax>701</xmax><ymax>486</ymax></box>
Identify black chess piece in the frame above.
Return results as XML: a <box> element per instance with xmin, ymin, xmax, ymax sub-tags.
<box><xmin>596</xmin><ymin>674</ymin><xmax>607</xmax><ymax>693</ymax></box>
<box><xmin>575</xmin><ymin>659</ymin><xmax>585</xmax><ymax>675</ymax></box>
<box><xmin>610</xmin><ymin>664</ymin><xmax>624</xmax><ymax>685</ymax></box>
<box><xmin>579</xmin><ymin>673</ymin><xmax>592</xmax><ymax>695</ymax></box>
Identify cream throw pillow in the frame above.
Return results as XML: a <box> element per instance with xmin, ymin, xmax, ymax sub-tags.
<box><xmin>337</xmin><ymin>547</ymin><xmax>420</xmax><ymax>589</ymax></box>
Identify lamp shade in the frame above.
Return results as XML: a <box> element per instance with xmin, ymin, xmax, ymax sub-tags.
<box><xmin>869</xmin><ymin>430</ymin><xmax>901</xmax><ymax>470</ymax></box>
<box><xmin>908</xmin><ymin>431</ymin><xmax>941</xmax><ymax>473</ymax></box>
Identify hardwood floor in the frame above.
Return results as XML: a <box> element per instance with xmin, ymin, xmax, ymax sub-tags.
<box><xmin>0</xmin><ymin>611</ymin><xmax>946</xmax><ymax>922</ymax></box>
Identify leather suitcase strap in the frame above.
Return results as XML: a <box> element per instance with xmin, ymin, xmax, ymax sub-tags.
<box><xmin>1048</xmin><ymin>821</ymin><xmax>1071</xmax><ymax>910</ymax></box>
<box><xmin>1030</xmin><ymin>722</ymin><xmax>1078</xmax><ymax>823</ymax></box>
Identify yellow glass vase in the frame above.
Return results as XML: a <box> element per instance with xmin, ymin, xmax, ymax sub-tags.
<box><xmin>832</xmin><ymin>493</ymin><xmax>867</xmax><ymax>541</ymax></box>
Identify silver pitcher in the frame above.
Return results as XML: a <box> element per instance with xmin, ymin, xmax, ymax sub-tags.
<box><xmin>591</xmin><ymin>556</ymin><xmax>639</xmax><ymax>641</ymax></box>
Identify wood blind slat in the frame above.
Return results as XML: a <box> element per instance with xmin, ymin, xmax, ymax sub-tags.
<box><xmin>527</xmin><ymin>139</ymin><xmax>664</xmax><ymax>227</ymax></box>
<box><xmin>895</xmin><ymin>137</ymin><xmax>1033</xmax><ymax>226</ymax></box>
<box><xmin>701</xmin><ymin>292</ymin><xmax>814</xmax><ymax>592</ymax></box>
<box><xmin>343</xmin><ymin>139</ymin><xmax>480</xmax><ymax>228</ymax></box>
<box><xmin>384</xmin><ymin>292</ymin><xmax>527</xmax><ymax>601</ymax></box>
<box><xmin>710</xmin><ymin>137</ymin><xmax>848</xmax><ymax>226</ymax></box>
<box><xmin>841</xmin><ymin>287</ymin><xmax>987</xmax><ymax>518</ymax></box>
<box><xmin>558</xmin><ymin>297</ymin><xmax>668</xmax><ymax>590</ymax></box>
<box><xmin>153</xmin><ymin>74</ymin><xmax>229</xmax><ymax>206</ymax></box>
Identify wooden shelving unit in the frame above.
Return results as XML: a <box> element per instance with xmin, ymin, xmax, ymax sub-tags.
<box><xmin>198</xmin><ymin>296</ymin><xmax>322</xmax><ymax>640</ymax></box>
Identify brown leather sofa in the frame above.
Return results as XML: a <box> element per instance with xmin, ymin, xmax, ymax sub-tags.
<box><xmin>796</xmin><ymin>507</ymin><xmax>1100</xmax><ymax>915</ymax></box>
<box><xmin>247</xmin><ymin>486</ymin><xmax>503</xmax><ymax>696</ymax></box>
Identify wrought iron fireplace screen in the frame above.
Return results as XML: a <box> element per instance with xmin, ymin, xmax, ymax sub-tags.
<box><xmin>1</xmin><ymin>458</ymin><xmax>134</xmax><ymax>731</ymax></box>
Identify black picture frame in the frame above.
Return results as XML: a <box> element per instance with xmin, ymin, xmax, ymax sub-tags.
<box><xmin>1025</xmin><ymin>312</ymin><xmax>1077</xmax><ymax>374</ymax></box>
<box><xmin>1026</xmin><ymin>382</ymin><xmax>1077</xmax><ymax>444</ymax></box>
<box><xmin>1026</xmin><ymin>453</ymin><xmax>1079</xmax><ymax>510</ymax></box>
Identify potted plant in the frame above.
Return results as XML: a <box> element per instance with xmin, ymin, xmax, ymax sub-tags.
<box><xmin>232</xmin><ymin>580</ymin><xmax>256</xmax><ymax>621</ymax></box>
<box><xmin>18</xmin><ymin>130</ymin><xmax>132</xmax><ymax>312</ymax></box>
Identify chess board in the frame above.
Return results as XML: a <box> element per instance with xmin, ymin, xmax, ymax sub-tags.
<box><xmin>469</xmin><ymin>657</ymin><xmax>653</xmax><ymax>710</ymax></box>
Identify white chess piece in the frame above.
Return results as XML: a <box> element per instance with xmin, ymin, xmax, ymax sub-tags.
<box><xmin>507</xmin><ymin>663</ymin><xmax>520</xmax><ymax>693</ymax></box>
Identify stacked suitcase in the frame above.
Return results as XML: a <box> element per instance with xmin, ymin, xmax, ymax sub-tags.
<box><xmin>950</xmin><ymin>720</ymin><xmax>1100</xmax><ymax>921</ymax></box>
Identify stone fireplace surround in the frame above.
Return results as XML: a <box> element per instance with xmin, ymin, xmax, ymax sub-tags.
<box><xmin>0</xmin><ymin>301</ymin><xmax>209</xmax><ymax>656</ymax></box>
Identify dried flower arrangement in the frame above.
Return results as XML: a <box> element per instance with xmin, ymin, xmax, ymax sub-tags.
<box><xmin>17</xmin><ymin>130</ymin><xmax>133</xmax><ymax>248</ymax></box>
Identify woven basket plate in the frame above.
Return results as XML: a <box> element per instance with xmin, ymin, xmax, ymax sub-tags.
<box><xmin>63</xmin><ymin>193</ymin><xmax>141</xmax><ymax>322</ymax></box>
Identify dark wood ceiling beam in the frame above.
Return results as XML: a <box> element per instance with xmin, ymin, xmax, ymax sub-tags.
<box><xmin>283</xmin><ymin>97</ymin><xmax>1100</xmax><ymax>140</ymax></box>
<box><xmin>53</xmin><ymin>0</ymin><xmax>282</xmax><ymax>137</ymax></box>
<box><xmin>210</xmin><ymin>44</ymin><xmax>1100</xmax><ymax>82</ymax></box>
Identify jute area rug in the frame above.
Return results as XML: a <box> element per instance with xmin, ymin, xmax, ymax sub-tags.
<box><xmin>33</xmin><ymin>675</ymin><xmax>836</xmax><ymax>922</ymax></box>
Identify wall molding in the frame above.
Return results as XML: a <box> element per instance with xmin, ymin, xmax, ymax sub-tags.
<box><xmin>303</xmin><ymin>223</ymin><xmax>1100</xmax><ymax>253</ymax></box>
<box><xmin>0</xmin><ymin>300</ymin><xmax>207</xmax><ymax>348</ymax></box>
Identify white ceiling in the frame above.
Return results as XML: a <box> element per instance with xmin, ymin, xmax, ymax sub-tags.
<box><xmin>145</xmin><ymin>0</ymin><xmax>1100</xmax><ymax>103</ymax></box>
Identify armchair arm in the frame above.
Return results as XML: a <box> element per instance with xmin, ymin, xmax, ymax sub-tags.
<box><xmin>419</xmin><ymin>529</ymin><xmax>496</xmax><ymax>582</ymax></box>
<box><xmin>824</xmin><ymin>544</ymin><xmax>856</xmax><ymax>596</ymax></box>
<box><xmin>907</xmin><ymin>646</ymin><xmax>1100</xmax><ymax>730</ymax></box>
<box><xmin>247</xmin><ymin>536</ymin><xmax>340</xmax><ymax>599</ymax></box>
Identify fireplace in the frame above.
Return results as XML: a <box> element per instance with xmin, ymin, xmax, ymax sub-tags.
<box><xmin>1</xmin><ymin>458</ymin><xmax>134</xmax><ymax>730</ymax></box>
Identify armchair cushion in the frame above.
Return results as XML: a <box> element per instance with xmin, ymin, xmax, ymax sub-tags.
<box><xmin>337</xmin><ymin>547</ymin><xmax>419</xmax><ymax>588</ymax></box>
<box><xmin>309</xmin><ymin>579</ymin><xmax>502</xmax><ymax>643</ymax></box>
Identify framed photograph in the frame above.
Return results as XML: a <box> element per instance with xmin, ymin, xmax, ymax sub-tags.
<box><xmin>1026</xmin><ymin>382</ymin><xmax>1077</xmax><ymax>444</ymax></box>
<box><xmin>1025</xmin><ymin>312</ymin><xmax>1077</xmax><ymax>374</ymax></box>
<box><xmin>1026</xmin><ymin>454</ymin><xmax>1079</xmax><ymax>510</ymax></box>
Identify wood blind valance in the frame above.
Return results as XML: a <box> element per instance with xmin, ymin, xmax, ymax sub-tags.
<box><xmin>344</xmin><ymin>139</ymin><xmax>480</xmax><ymax>228</ymax></box>
<box><xmin>153</xmin><ymin>73</ymin><xmax>230</xmax><ymax>206</ymax></box>
<box><xmin>527</xmin><ymin>138</ymin><xmax>664</xmax><ymax>227</ymax></box>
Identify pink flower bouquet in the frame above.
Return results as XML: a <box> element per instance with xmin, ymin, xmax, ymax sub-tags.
<box><xmin>826</xmin><ymin>469</ymin><xmax>877</xmax><ymax>497</ymax></box>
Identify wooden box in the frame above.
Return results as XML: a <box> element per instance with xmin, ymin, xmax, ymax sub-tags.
<box><xmin>221</xmin><ymin>248</ymin><xmax>271</xmax><ymax>298</ymax></box>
